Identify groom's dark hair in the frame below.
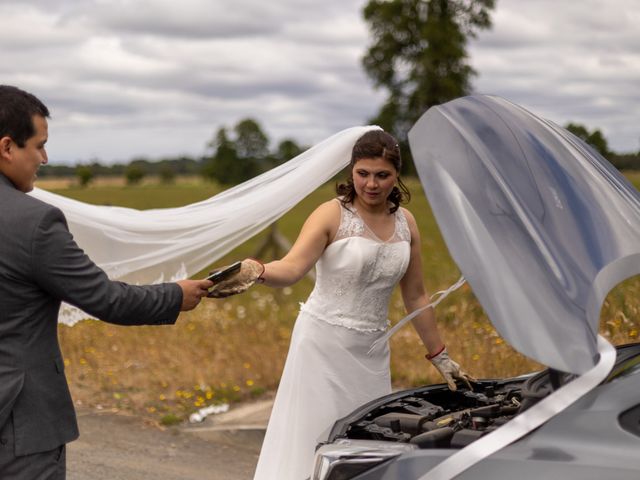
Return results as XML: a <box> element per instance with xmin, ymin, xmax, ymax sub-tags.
<box><xmin>336</xmin><ymin>130</ymin><xmax>411</xmax><ymax>213</ymax></box>
<box><xmin>0</xmin><ymin>85</ymin><xmax>50</xmax><ymax>147</ymax></box>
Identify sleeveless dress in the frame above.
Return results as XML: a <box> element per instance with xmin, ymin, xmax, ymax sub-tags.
<box><xmin>253</xmin><ymin>200</ymin><xmax>411</xmax><ymax>480</ymax></box>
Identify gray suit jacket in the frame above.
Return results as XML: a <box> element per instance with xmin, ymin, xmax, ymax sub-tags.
<box><xmin>0</xmin><ymin>174</ymin><xmax>183</xmax><ymax>456</ymax></box>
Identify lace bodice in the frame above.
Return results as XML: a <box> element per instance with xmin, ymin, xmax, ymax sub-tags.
<box><xmin>300</xmin><ymin>200</ymin><xmax>411</xmax><ymax>331</ymax></box>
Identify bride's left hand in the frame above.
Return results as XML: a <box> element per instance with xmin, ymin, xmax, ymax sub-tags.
<box><xmin>428</xmin><ymin>347</ymin><xmax>476</xmax><ymax>391</ymax></box>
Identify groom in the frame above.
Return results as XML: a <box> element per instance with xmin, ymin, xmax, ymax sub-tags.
<box><xmin>0</xmin><ymin>85</ymin><xmax>213</xmax><ymax>479</ymax></box>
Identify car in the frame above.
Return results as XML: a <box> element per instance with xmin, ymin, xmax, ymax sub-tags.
<box><xmin>311</xmin><ymin>95</ymin><xmax>640</xmax><ymax>480</ymax></box>
<box><xmin>313</xmin><ymin>343</ymin><xmax>640</xmax><ymax>479</ymax></box>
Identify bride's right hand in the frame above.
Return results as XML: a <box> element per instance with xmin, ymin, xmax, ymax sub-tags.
<box><xmin>207</xmin><ymin>259</ymin><xmax>265</xmax><ymax>298</ymax></box>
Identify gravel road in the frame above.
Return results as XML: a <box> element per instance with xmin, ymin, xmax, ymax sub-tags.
<box><xmin>67</xmin><ymin>399</ymin><xmax>273</xmax><ymax>480</ymax></box>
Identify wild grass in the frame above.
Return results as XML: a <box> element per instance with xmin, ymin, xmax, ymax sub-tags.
<box><xmin>47</xmin><ymin>176</ymin><xmax>639</xmax><ymax>423</ymax></box>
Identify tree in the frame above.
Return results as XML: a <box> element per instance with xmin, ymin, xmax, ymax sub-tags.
<box><xmin>201</xmin><ymin>127</ymin><xmax>244</xmax><ymax>184</ymax></box>
<box><xmin>159</xmin><ymin>163</ymin><xmax>176</xmax><ymax>184</ymax></box>
<box><xmin>125</xmin><ymin>164</ymin><xmax>146</xmax><ymax>185</ymax></box>
<box><xmin>234</xmin><ymin>119</ymin><xmax>269</xmax><ymax>161</ymax></box>
<box><xmin>266</xmin><ymin>139</ymin><xmax>305</xmax><ymax>169</ymax></box>
<box><xmin>362</xmin><ymin>0</ymin><xmax>495</xmax><ymax>170</ymax></box>
<box><xmin>565</xmin><ymin>122</ymin><xmax>610</xmax><ymax>158</ymax></box>
<box><xmin>276</xmin><ymin>139</ymin><xmax>303</xmax><ymax>161</ymax></box>
<box><xmin>75</xmin><ymin>165</ymin><xmax>94</xmax><ymax>187</ymax></box>
<box><xmin>202</xmin><ymin>119</ymin><xmax>270</xmax><ymax>185</ymax></box>
<box><xmin>609</xmin><ymin>152</ymin><xmax>640</xmax><ymax>170</ymax></box>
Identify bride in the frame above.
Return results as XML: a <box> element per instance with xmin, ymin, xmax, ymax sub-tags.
<box><xmin>210</xmin><ymin>130</ymin><xmax>474</xmax><ymax>479</ymax></box>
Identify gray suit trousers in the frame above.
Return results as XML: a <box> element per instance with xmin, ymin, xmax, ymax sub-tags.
<box><xmin>0</xmin><ymin>415</ymin><xmax>65</xmax><ymax>480</ymax></box>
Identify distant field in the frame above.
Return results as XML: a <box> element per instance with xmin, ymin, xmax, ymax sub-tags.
<box><xmin>48</xmin><ymin>175</ymin><xmax>639</xmax><ymax>423</ymax></box>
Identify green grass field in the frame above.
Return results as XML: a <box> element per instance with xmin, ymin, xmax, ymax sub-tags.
<box><xmin>47</xmin><ymin>175</ymin><xmax>640</xmax><ymax>424</ymax></box>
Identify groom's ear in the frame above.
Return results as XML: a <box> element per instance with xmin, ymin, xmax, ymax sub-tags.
<box><xmin>0</xmin><ymin>136</ymin><xmax>14</xmax><ymax>164</ymax></box>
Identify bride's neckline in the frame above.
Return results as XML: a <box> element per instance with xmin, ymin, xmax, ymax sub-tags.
<box><xmin>349</xmin><ymin>204</ymin><xmax>397</xmax><ymax>244</ymax></box>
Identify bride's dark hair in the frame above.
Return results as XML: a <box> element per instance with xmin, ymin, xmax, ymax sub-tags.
<box><xmin>336</xmin><ymin>130</ymin><xmax>410</xmax><ymax>213</ymax></box>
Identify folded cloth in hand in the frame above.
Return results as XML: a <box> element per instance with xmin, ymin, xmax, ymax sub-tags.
<box><xmin>207</xmin><ymin>258</ymin><xmax>264</xmax><ymax>298</ymax></box>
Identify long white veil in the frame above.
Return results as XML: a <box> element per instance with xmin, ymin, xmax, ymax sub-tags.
<box><xmin>31</xmin><ymin>126</ymin><xmax>378</xmax><ymax>325</ymax></box>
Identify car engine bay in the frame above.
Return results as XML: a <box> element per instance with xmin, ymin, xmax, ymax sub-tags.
<box><xmin>331</xmin><ymin>373</ymin><xmax>552</xmax><ymax>449</ymax></box>
<box><xmin>328</xmin><ymin>342</ymin><xmax>640</xmax><ymax>451</ymax></box>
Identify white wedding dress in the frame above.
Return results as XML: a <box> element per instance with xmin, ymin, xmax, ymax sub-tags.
<box><xmin>253</xmin><ymin>200</ymin><xmax>411</xmax><ymax>480</ymax></box>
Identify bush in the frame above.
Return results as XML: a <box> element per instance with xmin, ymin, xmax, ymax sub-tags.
<box><xmin>125</xmin><ymin>164</ymin><xmax>146</xmax><ymax>185</ymax></box>
<box><xmin>75</xmin><ymin>165</ymin><xmax>94</xmax><ymax>187</ymax></box>
<box><xmin>159</xmin><ymin>164</ymin><xmax>176</xmax><ymax>184</ymax></box>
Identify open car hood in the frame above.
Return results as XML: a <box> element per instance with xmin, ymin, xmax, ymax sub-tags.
<box><xmin>408</xmin><ymin>95</ymin><xmax>640</xmax><ymax>374</ymax></box>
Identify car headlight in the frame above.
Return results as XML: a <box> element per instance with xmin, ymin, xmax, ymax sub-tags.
<box><xmin>312</xmin><ymin>439</ymin><xmax>417</xmax><ymax>480</ymax></box>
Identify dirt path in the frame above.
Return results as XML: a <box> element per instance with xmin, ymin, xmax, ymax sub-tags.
<box><xmin>67</xmin><ymin>400</ymin><xmax>273</xmax><ymax>480</ymax></box>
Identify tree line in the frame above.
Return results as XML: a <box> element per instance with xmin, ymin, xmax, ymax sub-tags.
<box><xmin>39</xmin><ymin>115</ymin><xmax>640</xmax><ymax>188</ymax></box>
<box><xmin>39</xmin><ymin>0</ymin><xmax>640</xmax><ymax>185</ymax></box>
<box><xmin>39</xmin><ymin>118</ymin><xmax>307</xmax><ymax>187</ymax></box>
<box><xmin>564</xmin><ymin>123</ymin><xmax>640</xmax><ymax>170</ymax></box>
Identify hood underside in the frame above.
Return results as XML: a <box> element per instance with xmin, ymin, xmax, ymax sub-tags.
<box><xmin>408</xmin><ymin>95</ymin><xmax>640</xmax><ymax>374</ymax></box>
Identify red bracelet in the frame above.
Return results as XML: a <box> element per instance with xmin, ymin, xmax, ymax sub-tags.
<box><xmin>426</xmin><ymin>344</ymin><xmax>446</xmax><ymax>360</ymax></box>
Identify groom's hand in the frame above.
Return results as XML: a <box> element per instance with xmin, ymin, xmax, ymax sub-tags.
<box><xmin>177</xmin><ymin>279</ymin><xmax>213</xmax><ymax>311</ymax></box>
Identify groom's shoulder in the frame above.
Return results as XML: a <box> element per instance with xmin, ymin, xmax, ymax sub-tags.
<box><xmin>1</xmin><ymin>187</ymin><xmax>64</xmax><ymax>229</ymax></box>
<box><xmin>21</xmin><ymin>191</ymin><xmax>61</xmax><ymax>218</ymax></box>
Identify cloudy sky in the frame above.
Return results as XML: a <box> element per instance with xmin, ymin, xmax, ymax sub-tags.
<box><xmin>2</xmin><ymin>0</ymin><xmax>639</xmax><ymax>164</ymax></box>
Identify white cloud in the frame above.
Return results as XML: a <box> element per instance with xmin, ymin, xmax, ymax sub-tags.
<box><xmin>469</xmin><ymin>0</ymin><xmax>640</xmax><ymax>152</ymax></box>
<box><xmin>78</xmin><ymin>0</ymin><xmax>284</xmax><ymax>39</ymax></box>
<box><xmin>0</xmin><ymin>4</ymin><xmax>80</xmax><ymax>49</ymax></box>
<box><xmin>1</xmin><ymin>0</ymin><xmax>639</xmax><ymax>164</ymax></box>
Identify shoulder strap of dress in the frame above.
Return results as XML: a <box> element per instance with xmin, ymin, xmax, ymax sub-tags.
<box><xmin>333</xmin><ymin>198</ymin><xmax>361</xmax><ymax>241</ymax></box>
<box><xmin>394</xmin><ymin>207</ymin><xmax>411</xmax><ymax>242</ymax></box>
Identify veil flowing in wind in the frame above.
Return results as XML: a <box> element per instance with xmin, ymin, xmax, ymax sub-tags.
<box><xmin>31</xmin><ymin>126</ymin><xmax>379</xmax><ymax>325</ymax></box>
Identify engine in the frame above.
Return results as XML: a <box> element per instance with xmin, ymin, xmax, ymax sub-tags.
<box><xmin>335</xmin><ymin>376</ymin><xmax>540</xmax><ymax>449</ymax></box>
